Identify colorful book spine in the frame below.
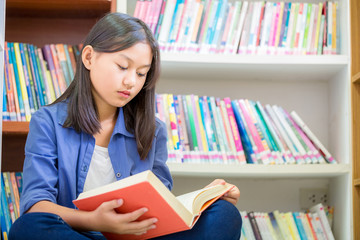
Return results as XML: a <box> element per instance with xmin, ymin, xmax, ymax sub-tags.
<box><xmin>232</xmin><ymin>100</ymin><xmax>256</xmax><ymax>164</ymax></box>
<box><xmin>290</xmin><ymin>111</ymin><xmax>336</xmax><ymax>163</ymax></box>
<box><xmin>224</xmin><ymin>97</ymin><xmax>246</xmax><ymax>164</ymax></box>
<box><xmin>22</xmin><ymin>43</ymin><xmax>39</xmax><ymax>112</ymax></box>
<box><xmin>9</xmin><ymin>43</ymin><xmax>26</xmax><ymax>121</ymax></box>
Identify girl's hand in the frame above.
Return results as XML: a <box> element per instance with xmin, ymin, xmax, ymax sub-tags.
<box><xmin>90</xmin><ymin>199</ymin><xmax>158</xmax><ymax>236</ymax></box>
<box><xmin>205</xmin><ymin>179</ymin><xmax>240</xmax><ymax>205</ymax></box>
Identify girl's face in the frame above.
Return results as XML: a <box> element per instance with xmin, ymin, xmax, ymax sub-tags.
<box><xmin>83</xmin><ymin>42</ymin><xmax>153</xmax><ymax>111</ymax></box>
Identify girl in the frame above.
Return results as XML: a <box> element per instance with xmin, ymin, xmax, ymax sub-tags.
<box><xmin>9</xmin><ymin>13</ymin><xmax>242</xmax><ymax>240</ymax></box>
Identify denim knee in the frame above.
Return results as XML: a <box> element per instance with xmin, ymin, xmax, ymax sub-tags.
<box><xmin>8</xmin><ymin>212</ymin><xmax>98</xmax><ymax>240</ymax></box>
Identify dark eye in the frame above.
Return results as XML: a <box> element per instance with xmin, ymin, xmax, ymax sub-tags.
<box><xmin>137</xmin><ymin>72</ymin><xmax>146</xmax><ymax>77</ymax></box>
<box><xmin>118</xmin><ymin>65</ymin><xmax>128</xmax><ymax>70</ymax></box>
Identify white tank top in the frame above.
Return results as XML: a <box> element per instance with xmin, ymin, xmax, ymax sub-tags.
<box><xmin>83</xmin><ymin>145</ymin><xmax>117</xmax><ymax>192</ymax></box>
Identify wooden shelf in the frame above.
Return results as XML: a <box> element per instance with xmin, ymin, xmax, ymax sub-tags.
<box><xmin>3</xmin><ymin>121</ymin><xmax>29</xmax><ymax>134</ymax></box>
<box><xmin>352</xmin><ymin>72</ymin><xmax>360</xmax><ymax>83</ymax></box>
<box><xmin>6</xmin><ymin>0</ymin><xmax>113</xmax><ymax>18</ymax></box>
<box><xmin>355</xmin><ymin>178</ymin><xmax>360</xmax><ymax>187</ymax></box>
<box><xmin>167</xmin><ymin>163</ymin><xmax>350</xmax><ymax>178</ymax></box>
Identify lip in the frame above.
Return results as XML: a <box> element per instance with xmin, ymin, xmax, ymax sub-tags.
<box><xmin>118</xmin><ymin>91</ymin><xmax>130</xmax><ymax>98</ymax></box>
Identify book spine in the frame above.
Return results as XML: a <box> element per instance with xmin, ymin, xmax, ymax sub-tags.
<box><xmin>239</xmin><ymin>99</ymin><xmax>267</xmax><ymax>164</ymax></box>
<box><xmin>36</xmin><ymin>47</ymin><xmax>53</xmax><ymax>104</ymax></box>
<box><xmin>3</xmin><ymin>44</ymin><xmax>17</xmax><ymax>121</ymax></box>
<box><xmin>224</xmin><ymin>97</ymin><xmax>246</xmax><ymax>164</ymax></box>
<box><xmin>181</xmin><ymin>95</ymin><xmax>195</xmax><ymax>152</ymax></box>
<box><xmin>22</xmin><ymin>44</ymin><xmax>39</xmax><ymax>112</ymax></box>
<box><xmin>232</xmin><ymin>100</ymin><xmax>256</xmax><ymax>164</ymax></box>
<box><xmin>194</xmin><ymin>95</ymin><xmax>209</xmax><ymax>153</ymax></box>
<box><xmin>49</xmin><ymin>44</ymin><xmax>67</xmax><ymax>94</ymax></box>
<box><xmin>1</xmin><ymin>175</ymin><xmax>12</xmax><ymax>234</ymax></box>
<box><xmin>248</xmin><ymin>211</ymin><xmax>263</xmax><ymax>240</ymax></box>
<box><xmin>309</xmin><ymin>203</ymin><xmax>335</xmax><ymax>240</ymax></box>
<box><xmin>290</xmin><ymin>111</ymin><xmax>336</xmax><ymax>163</ymax></box>
<box><xmin>9</xmin><ymin>43</ymin><xmax>26</xmax><ymax>121</ymax></box>
<box><xmin>27</xmin><ymin>44</ymin><xmax>44</xmax><ymax>108</ymax></box>
<box><xmin>42</xmin><ymin>45</ymin><xmax>61</xmax><ymax>98</ymax></box>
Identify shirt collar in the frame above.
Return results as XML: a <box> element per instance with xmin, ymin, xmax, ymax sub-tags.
<box><xmin>57</xmin><ymin>101</ymin><xmax>134</xmax><ymax>138</ymax></box>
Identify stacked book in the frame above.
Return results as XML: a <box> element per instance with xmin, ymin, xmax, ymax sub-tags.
<box><xmin>240</xmin><ymin>203</ymin><xmax>335</xmax><ymax>240</ymax></box>
<box><xmin>1</xmin><ymin>172</ymin><xmax>23</xmax><ymax>239</ymax></box>
<box><xmin>156</xmin><ymin>94</ymin><xmax>336</xmax><ymax>165</ymax></box>
<box><xmin>134</xmin><ymin>0</ymin><xmax>339</xmax><ymax>55</ymax></box>
<box><xmin>3</xmin><ymin>42</ymin><xmax>81</xmax><ymax>122</ymax></box>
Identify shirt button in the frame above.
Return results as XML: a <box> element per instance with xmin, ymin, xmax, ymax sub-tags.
<box><xmin>116</xmin><ymin>173</ymin><xmax>121</xmax><ymax>178</ymax></box>
<box><xmin>83</xmin><ymin>165</ymin><xmax>87</xmax><ymax>172</ymax></box>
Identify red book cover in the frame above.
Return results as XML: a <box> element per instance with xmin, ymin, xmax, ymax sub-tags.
<box><xmin>73</xmin><ymin>171</ymin><xmax>232</xmax><ymax>240</ymax></box>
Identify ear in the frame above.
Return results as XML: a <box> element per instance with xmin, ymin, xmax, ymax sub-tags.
<box><xmin>82</xmin><ymin>45</ymin><xmax>94</xmax><ymax>70</ymax></box>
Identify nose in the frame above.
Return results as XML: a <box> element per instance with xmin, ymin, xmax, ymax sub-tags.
<box><xmin>123</xmin><ymin>70</ymin><xmax>136</xmax><ymax>89</ymax></box>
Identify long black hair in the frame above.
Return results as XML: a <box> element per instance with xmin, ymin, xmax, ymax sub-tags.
<box><xmin>53</xmin><ymin>12</ymin><xmax>161</xmax><ymax>160</ymax></box>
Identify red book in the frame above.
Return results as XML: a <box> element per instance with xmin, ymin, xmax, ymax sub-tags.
<box><xmin>73</xmin><ymin>170</ymin><xmax>233</xmax><ymax>240</ymax></box>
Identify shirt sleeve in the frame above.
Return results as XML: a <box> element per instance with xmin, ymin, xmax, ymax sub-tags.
<box><xmin>20</xmin><ymin>108</ymin><xmax>59</xmax><ymax>215</ymax></box>
<box><xmin>152</xmin><ymin>119</ymin><xmax>173</xmax><ymax>191</ymax></box>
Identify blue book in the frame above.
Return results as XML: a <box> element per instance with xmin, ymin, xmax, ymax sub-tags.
<box><xmin>19</xmin><ymin>43</ymin><xmax>36</xmax><ymax>115</ymax></box>
<box><xmin>198</xmin><ymin>96</ymin><xmax>212</xmax><ymax>151</ymax></box>
<box><xmin>23</xmin><ymin>43</ymin><xmax>40</xmax><ymax>111</ymax></box>
<box><xmin>28</xmin><ymin>44</ymin><xmax>45</xmax><ymax>107</ymax></box>
<box><xmin>268</xmin><ymin>212</ymin><xmax>284</xmax><ymax>240</ymax></box>
<box><xmin>1</xmin><ymin>175</ymin><xmax>12</xmax><ymax>234</ymax></box>
<box><xmin>33</xmin><ymin>46</ymin><xmax>49</xmax><ymax>105</ymax></box>
<box><xmin>231</xmin><ymin>100</ymin><xmax>255</xmax><ymax>164</ymax></box>
<box><xmin>280</xmin><ymin>2</ymin><xmax>291</xmax><ymax>47</ymax></box>
<box><xmin>207</xmin><ymin>96</ymin><xmax>221</xmax><ymax>154</ymax></box>
<box><xmin>3</xmin><ymin>80</ymin><xmax>10</xmax><ymax>121</ymax></box>
<box><xmin>208</xmin><ymin>1</ymin><xmax>223</xmax><ymax>45</ymax></box>
<box><xmin>8</xmin><ymin>42</ymin><xmax>26</xmax><ymax>121</ymax></box>
<box><xmin>63</xmin><ymin>44</ymin><xmax>75</xmax><ymax>80</ymax></box>
<box><xmin>15</xmin><ymin>172</ymin><xmax>23</xmax><ymax>198</ymax></box>
<box><xmin>181</xmin><ymin>95</ymin><xmax>194</xmax><ymax>151</ymax></box>
<box><xmin>211</xmin><ymin>0</ymin><xmax>228</xmax><ymax>48</ymax></box>
<box><xmin>293</xmin><ymin>212</ymin><xmax>308</xmax><ymax>240</ymax></box>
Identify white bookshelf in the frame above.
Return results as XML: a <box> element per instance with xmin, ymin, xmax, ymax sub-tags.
<box><xmin>0</xmin><ymin>0</ymin><xmax>5</xmax><ymax>174</ymax></box>
<box><xmin>117</xmin><ymin>0</ymin><xmax>352</xmax><ymax>238</ymax></box>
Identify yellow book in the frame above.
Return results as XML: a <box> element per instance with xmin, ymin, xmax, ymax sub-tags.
<box><xmin>162</xmin><ymin>94</ymin><xmax>174</xmax><ymax>151</ymax></box>
<box><xmin>13</xmin><ymin>43</ymin><xmax>31</xmax><ymax>121</ymax></box>
<box><xmin>45</xmin><ymin>70</ymin><xmax>56</xmax><ymax>103</ymax></box>
<box><xmin>167</xmin><ymin>94</ymin><xmax>180</xmax><ymax>150</ymax></box>
<box><xmin>194</xmin><ymin>95</ymin><xmax>209</xmax><ymax>152</ymax></box>
<box><xmin>284</xmin><ymin>212</ymin><xmax>301</xmax><ymax>240</ymax></box>
<box><xmin>264</xmin><ymin>213</ymin><xmax>277</xmax><ymax>239</ymax></box>
<box><xmin>332</xmin><ymin>2</ymin><xmax>337</xmax><ymax>54</ymax></box>
<box><xmin>313</xmin><ymin>2</ymin><xmax>323</xmax><ymax>54</ymax></box>
<box><xmin>275</xmin><ymin>2</ymin><xmax>285</xmax><ymax>48</ymax></box>
<box><xmin>273</xmin><ymin>211</ymin><xmax>292</xmax><ymax>239</ymax></box>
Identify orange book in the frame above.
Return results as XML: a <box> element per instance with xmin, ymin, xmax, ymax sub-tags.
<box><xmin>73</xmin><ymin>170</ymin><xmax>233</xmax><ymax>240</ymax></box>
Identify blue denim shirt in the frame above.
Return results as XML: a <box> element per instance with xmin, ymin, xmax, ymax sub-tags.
<box><xmin>20</xmin><ymin>100</ymin><xmax>172</xmax><ymax>215</ymax></box>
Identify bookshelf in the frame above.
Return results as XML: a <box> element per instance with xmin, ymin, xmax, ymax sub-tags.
<box><xmin>1</xmin><ymin>0</ymin><xmax>116</xmax><ymax>172</ymax></box>
<box><xmin>120</xmin><ymin>0</ymin><xmax>351</xmax><ymax>238</ymax></box>
<box><xmin>0</xmin><ymin>0</ymin><xmax>352</xmax><ymax>239</ymax></box>
<box><xmin>350</xmin><ymin>0</ymin><xmax>360</xmax><ymax>239</ymax></box>
<box><xmin>0</xmin><ymin>0</ymin><xmax>5</xmax><ymax>174</ymax></box>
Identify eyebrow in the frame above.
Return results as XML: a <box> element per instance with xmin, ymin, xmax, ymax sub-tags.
<box><xmin>118</xmin><ymin>53</ymin><xmax>152</xmax><ymax>69</ymax></box>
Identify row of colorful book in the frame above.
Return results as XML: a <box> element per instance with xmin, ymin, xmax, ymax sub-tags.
<box><xmin>156</xmin><ymin>94</ymin><xmax>336</xmax><ymax>165</ymax></box>
<box><xmin>134</xmin><ymin>0</ymin><xmax>338</xmax><ymax>55</ymax></box>
<box><xmin>240</xmin><ymin>203</ymin><xmax>335</xmax><ymax>240</ymax></box>
<box><xmin>2</xmin><ymin>42</ymin><xmax>81</xmax><ymax>122</ymax></box>
<box><xmin>1</xmin><ymin>172</ymin><xmax>23</xmax><ymax>240</ymax></box>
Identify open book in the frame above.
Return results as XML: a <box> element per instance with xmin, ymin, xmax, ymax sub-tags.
<box><xmin>73</xmin><ymin>170</ymin><xmax>233</xmax><ymax>240</ymax></box>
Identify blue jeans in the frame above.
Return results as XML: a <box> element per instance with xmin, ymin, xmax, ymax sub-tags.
<box><xmin>9</xmin><ymin>200</ymin><xmax>242</xmax><ymax>240</ymax></box>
